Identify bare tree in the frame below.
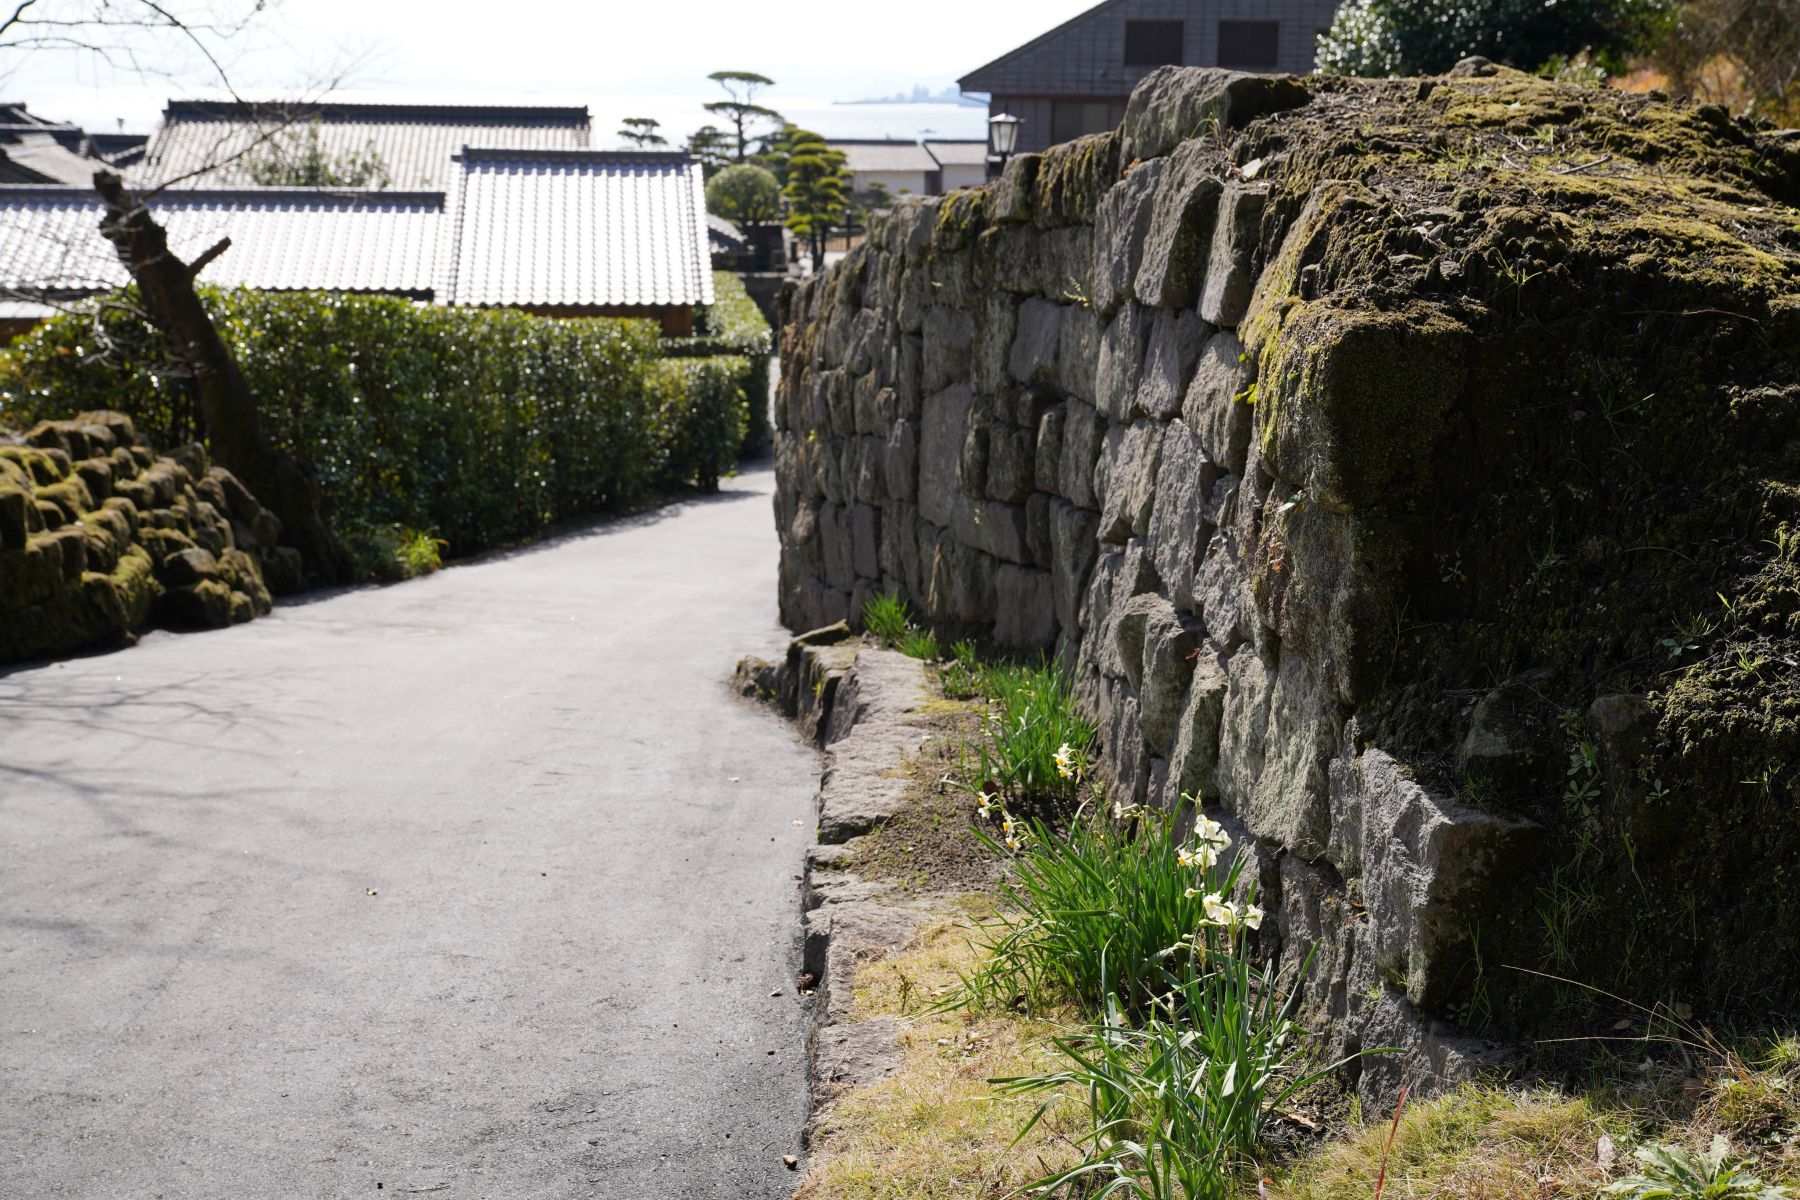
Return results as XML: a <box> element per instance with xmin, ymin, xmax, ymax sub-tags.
<box><xmin>1</xmin><ymin>1</ymin><xmax>351</xmax><ymax>581</ymax></box>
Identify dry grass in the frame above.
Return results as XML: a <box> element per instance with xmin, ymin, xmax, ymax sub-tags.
<box><xmin>1275</xmin><ymin>1035</ymin><xmax>1800</xmax><ymax>1200</ymax></box>
<box><xmin>794</xmin><ymin>915</ymin><xmax>1086</xmax><ymax>1200</ymax></box>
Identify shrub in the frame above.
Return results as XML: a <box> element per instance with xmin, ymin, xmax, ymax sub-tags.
<box><xmin>0</xmin><ymin>289</ymin><xmax>743</xmax><ymax>567</ymax></box>
<box><xmin>647</xmin><ymin>355</ymin><xmax>749</xmax><ymax>492</ymax></box>
<box><xmin>666</xmin><ymin>271</ymin><xmax>772</xmax><ymax>452</ymax></box>
<box><xmin>1315</xmin><ymin>0</ymin><xmax>1662</xmax><ymax>76</ymax></box>
<box><xmin>898</xmin><ymin>627</ymin><xmax>940</xmax><ymax>660</ymax></box>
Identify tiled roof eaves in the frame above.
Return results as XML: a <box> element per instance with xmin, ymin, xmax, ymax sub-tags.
<box><xmin>0</xmin><ymin>184</ymin><xmax>445</xmax><ymax>207</ymax></box>
<box><xmin>455</xmin><ymin>147</ymin><xmax>696</xmax><ymax>166</ymax></box>
<box><xmin>162</xmin><ymin>100</ymin><xmax>592</xmax><ymax>126</ymax></box>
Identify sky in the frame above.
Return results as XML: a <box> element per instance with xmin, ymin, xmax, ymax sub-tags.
<box><xmin>5</xmin><ymin>0</ymin><xmax>1101</xmax><ymax>136</ymax></box>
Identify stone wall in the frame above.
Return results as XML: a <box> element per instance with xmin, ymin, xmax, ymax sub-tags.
<box><xmin>1</xmin><ymin>411</ymin><xmax>294</xmax><ymax>664</ymax></box>
<box><xmin>774</xmin><ymin>62</ymin><xmax>1800</xmax><ymax>1099</ymax></box>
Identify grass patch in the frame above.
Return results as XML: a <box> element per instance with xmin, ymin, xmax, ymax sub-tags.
<box><xmin>796</xmin><ymin>918</ymin><xmax>1085</xmax><ymax>1200</ymax></box>
<box><xmin>962</xmin><ymin>657</ymin><xmax>1097</xmax><ymax>808</ymax></box>
<box><xmin>861</xmin><ymin>592</ymin><xmax>943</xmax><ymax>661</ymax></box>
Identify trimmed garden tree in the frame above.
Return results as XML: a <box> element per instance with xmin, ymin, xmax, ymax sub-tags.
<box><xmin>781</xmin><ymin>130</ymin><xmax>847</xmax><ymax>272</ymax></box>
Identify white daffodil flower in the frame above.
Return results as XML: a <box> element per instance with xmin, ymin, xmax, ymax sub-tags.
<box><xmin>1243</xmin><ymin>904</ymin><xmax>1265</xmax><ymax>931</ymax></box>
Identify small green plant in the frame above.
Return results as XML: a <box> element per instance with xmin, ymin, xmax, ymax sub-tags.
<box><xmin>939</xmin><ymin>640</ymin><xmax>983</xmax><ymax>700</ymax></box>
<box><xmin>862</xmin><ymin>592</ymin><xmax>912</xmax><ymax>645</ymax></box>
<box><xmin>963</xmin><ymin>658</ymin><xmax>1097</xmax><ymax>806</ymax></box>
<box><xmin>960</xmin><ymin>800</ymin><xmax>1253</xmax><ymax>1017</ymax></box>
<box><xmin>394</xmin><ymin>529</ymin><xmax>447</xmax><ymax>576</ymax></box>
<box><xmin>995</xmin><ymin>941</ymin><xmax>1345</xmax><ymax>1200</ymax></box>
<box><xmin>1603</xmin><ymin>1137</ymin><xmax>1788</xmax><ymax>1200</ymax></box>
<box><xmin>899</xmin><ymin>627</ymin><xmax>941</xmax><ymax>661</ymax></box>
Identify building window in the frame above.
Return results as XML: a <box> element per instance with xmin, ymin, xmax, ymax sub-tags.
<box><xmin>1124</xmin><ymin>20</ymin><xmax>1185</xmax><ymax>66</ymax></box>
<box><xmin>1052</xmin><ymin>100</ymin><xmax>1113</xmax><ymax>144</ymax></box>
<box><xmin>1217</xmin><ymin>20</ymin><xmax>1281</xmax><ymax>69</ymax></box>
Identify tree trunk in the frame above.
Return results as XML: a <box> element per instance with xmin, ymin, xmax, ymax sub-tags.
<box><xmin>93</xmin><ymin>170</ymin><xmax>348</xmax><ymax>585</ymax></box>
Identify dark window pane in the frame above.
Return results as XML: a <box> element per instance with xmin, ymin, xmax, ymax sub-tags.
<box><xmin>1124</xmin><ymin>20</ymin><xmax>1185</xmax><ymax>66</ymax></box>
<box><xmin>1051</xmin><ymin>101</ymin><xmax>1113</xmax><ymax>145</ymax></box>
<box><xmin>1217</xmin><ymin>20</ymin><xmax>1280</xmax><ymax>69</ymax></box>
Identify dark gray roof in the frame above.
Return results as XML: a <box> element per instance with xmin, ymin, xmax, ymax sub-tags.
<box><xmin>707</xmin><ymin>214</ymin><xmax>747</xmax><ymax>254</ymax></box>
<box><xmin>923</xmin><ymin>140</ymin><xmax>989</xmax><ymax>167</ymax></box>
<box><xmin>138</xmin><ymin>99</ymin><xmax>592</xmax><ymax>191</ymax></box>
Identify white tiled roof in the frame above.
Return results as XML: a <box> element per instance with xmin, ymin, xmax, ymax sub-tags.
<box><xmin>0</xmin><ymin>148</ymin><xmax>713</xmax><ymax>311</ymax></box>
<box><xmin>139</xmin><ymin>101</ymin><xmax>591</xmax><ymax>191</ymax></box>
<box><xmin>924</xmin><ymin>140</ymin><xmax>990</xmax><ymax>167</ymax></box>
<box><xmin>831</xmin><ymin>140</ymin><xmax>941</xmax><ymax>173</ymax></box>
<box><xmin>449</xmin><ymin>149</ymin><xmax>713</xmax><ymax>309</ymax></box>
<box><xmin>0</xmin><ymin>186</ymin><xmax>446</xmax><ymax>297</ymax></box>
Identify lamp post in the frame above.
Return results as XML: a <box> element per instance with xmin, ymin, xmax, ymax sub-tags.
<box><xmin>987</xmin><ymin>111</ymin><xmax>1022</xmax><ymax>179</ymax></box>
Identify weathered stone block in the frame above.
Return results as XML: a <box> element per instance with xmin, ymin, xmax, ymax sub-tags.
<box><xmin>992</xmin><ymin>152</ymin><xmax>1042</xmax><ymax>223</ymax></box>
<box><xmin>1183</xmin><ymin>329</ymin><xmax>1255</xmax><ymax>475</ymax></box>
<box><xmin>1095</xmin><ymin>303</ymin><xmax>1150</xmax><ymax>423</ymax></box>
<box><xmin>1135</xmin><ymin>140</ymin><xmax>1226</xmax><ymax>309</ymax></box>
<box><xmin>1197</xmin><ymin>183</ymin><xmax>1268</xmax><ymax>327</ymax></box>
<box><xmin>995</xmin><ymin>565</ymin><xmax>1057</xmax><ymax>649</ymax></box>
<box><xmin>1092</xmin><ymin>160</ymin><xmax>1166</xmax><ymax>316</ymax></box>
<box><xmin>1097</xmin><ymin>419</ymin><xmax>1164</xmax><ymax>545</ymax></box>
<box><xmin>1169</xmin><ymin>650</ymin><xmax>1230</xmax><ymax>802</ymax></box>
<box><xmin>1056</xmin><ymin>302</ymin><xmax>1103</xmax><ymax>404</ymax></box>
<box><xmin>987</xmin><ymin>423</ymin><xmax>1035</xmax><ymax>504</ymax></box>
<box><xmin>921</xmin><ymin>308</ymin><xmax>974</xmax><ymax>394</ymax></box>
<box><xmin>1008</xmin><ymin>298</ymin><xmax>1064</xmax><ymax>388</ymax></box>
<box><xmin>1257</xmin><ymin>300</ymin><xmax>1471</xmax><ymax>511</ymax></box>
<box><xmin>1120</xmin><ymin>66</ymin><xmax>1312</xmax><ymax>163</ymax></box>
<box><xmin>1035</xmin><ymin>403</ymin><xmax>1065</xmax><ymax>494</ymax></box>
<box><xmin>1058</xmin><ymin>400</ymin><xmax>1105</xmax><ymax>510</ymax></box>
<box><xmin>973</xmin><ymin>292</ymin><xmax>1020</xmax><ymax>395</ymax></box>
<box><xmin>1145</xmin><ymin>418</ymin><xmax>1221</xmax><ymax>613</ymax></box>
<box><xmin>1138</xmin><ymin>308</ymin><xmax>1210</xmax><ymax>419</ymax></box>
<box><xmin>1050</xmin><ymin>500</ymin><xmax>1100</xmax><ymax>636</ymax></box>
<box><xmin>1138</xmin><ymin>598</ymin><xmax>1205</xmax><ymax>756</ymax></box>
<box><xmin>884</xmin><ymin>419</ymin><xmax>918</xmax><ymax>501</ymax></box>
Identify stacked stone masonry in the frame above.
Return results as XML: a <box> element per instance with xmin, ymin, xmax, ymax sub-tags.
<box><xmin>775</xmin><ymin>63</ymin><xmax>1800</xmax><ymax>1102</ymax></box>
<box><xmin>1</xmin><ymin>411</ymin><xmax>295</xmax><ymax>664</ymax></box>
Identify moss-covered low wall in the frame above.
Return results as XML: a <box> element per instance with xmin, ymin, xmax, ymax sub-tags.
<box><xmin>774</xmin><ymin>60</ymin><xmax>1800</xmax><ymax>1103</ymax></box>
<box><xmin>1</xmin><ymin>412</ymin><xmax>286</xmax><ymax>665</ymax></box>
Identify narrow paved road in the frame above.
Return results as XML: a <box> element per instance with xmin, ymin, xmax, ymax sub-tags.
<box><xmin>0</xmin><ymin>465</ymin><xmax>817</xmax><ymax>1198</ymax></box>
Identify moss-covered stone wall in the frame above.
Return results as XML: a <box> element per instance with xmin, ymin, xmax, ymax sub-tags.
<box><xmin>774</xmin><ymin>60</ymin><xmax>1800</xmax><ymax>1103</ymax></box>
<box><xmin>1</xmin><ymin>411</ymin><xmax>291</xmax><ymax>665</ymax></box>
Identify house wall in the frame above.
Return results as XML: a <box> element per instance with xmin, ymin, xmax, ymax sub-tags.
<box><xmin>938</xmin><ymin>163</ymin><xmax>991</xmax><ymax>191</ymax></box>
<box><xmin>967</xmin><ymin>0</ymin><xmax>1343</xmax><ymax>154</ymax></box>
<box><xmin>848</xmin><ymin>168</ymin><xmax>932</xmax><ymax>198</ymax></box>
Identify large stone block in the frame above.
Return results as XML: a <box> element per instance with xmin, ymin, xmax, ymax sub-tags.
<box><xmin>1330</xmin><ymin>747</ymin><xmax>1541</xmax><ymax>1011</ymax></box>
<box><xmin>1097</xmin><ymin>419</ymin><xmax>1164</xmax><ymax>545</ymax></box>
<box><xmin>921</xmin><ymin>308</ymin><xmax>974</xmax><ymax>394</ymax></box>
<box><xmin>1008</xmin><ymin>298</ymin><xmax>1064</xmax><ymax>389</ymax></box>
<box><xmin>1135</xmin><ymin>139</ymin><xmax>1227</xmax><ymax>309</ymax></box>
<box><xmin>1257</xmin><ymin>300</ymin><xmax>1471</xmax><ymax>511</ymax></box>
<box><xmin>1138</xmin><ymin>597</ymin><xmax>1205</xmax><ymax>756</ymax></box>
<box><xmin>1197</xmin><ymin>182</ymin><xmax>1268</xmax><ymax>327</ymax></box>
<box><xmin>1169</xmin><ymin>650</ymin><xmax>1230</xmax><ymax>802</ymax></box>
<box><xmin>1096</xmin><ymin>303</ymin><xmax>1151</xmax><ymax>423</ymax></box>
<box><xmin>851</xmin><ymin>503</ymin><xmax>881</xmax><ymax>581</ymax></box>
<box><xmin>918</xmin><ymin>384</ymin><xmax>973</xmax><ymax>531</ymax></box>
<box><xmin>1138</xmin><ymin>308</ymin><xmax>1210</xmax><ymax>420</ymax></box>
<box><xmin>926</xmin><ymin>535</ymin><xmax>998</xmax><ymax>624</ymax></box>
<box><xmin>1120</xmin><ymin>66</ymin><xmax>1312</xmax><ymax>163</ymax></box>
<box><xmin>1091</xmin><ymin>160</ymin><xmax>1166</xmax><ymax>316</ymax></box>
<box><xmin>884</xmin><ymin>419</ymin><xmax>918</xmax><ymax>501</ymax></box>
<box><xmin>1145</xmin><ymin>418</ymin><xmax>1221</xmax><ymax>613</ymax></box>
<box><xmin>1058</xmin><ymin>399</ymin><xmax>1105</xmax><ymax>511</ymax></box>
<box><xmin>973</xmin><ymin>292</ymin><xmax>1020</xmax><ymax>394</ymax></box>
<box><xmin>1055</xmin><ymin>302</ymin><xmax>1103</xmax><ymax>404</ymax></box>
<box><xmin>987</xmin><ymin>423</ymin><xmax>1036</xmax><ymax>504</ymax></box>
<box><xmin>1050</xmin><ymin>500</ymin><xmax>1100</xmax><ymax>636</ymax></box>
<box><xmin>1183</xmin><ymin>329</ymin><xmax>1255</xmax><ymax>475</ymax></box>
<box><xmin>994</xmin><ymin>564</ymin><xmax>1058</xmax><ymax>649</ymax></box>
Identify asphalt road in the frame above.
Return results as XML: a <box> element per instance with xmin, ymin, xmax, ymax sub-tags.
<box><xmin>0</xmin><ymin>464</ymin><xmax>818</xmax><ymax>1199</ymax></box>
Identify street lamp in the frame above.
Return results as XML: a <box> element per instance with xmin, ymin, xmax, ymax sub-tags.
<box><xmin>987</xmin><ymin>111</ymin><xmax>1022</xmax><ymax>178</ymax></box>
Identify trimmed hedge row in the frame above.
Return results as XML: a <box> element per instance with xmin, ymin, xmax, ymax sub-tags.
<box><xmin>667</xmin><ymin>271</ymin><xmax>773</xmax><ymax>452</ymax></box>
<box><xmin>0</xmin><ymin>289</ymin><xmax>749</xmax><ymax>561</ymax></box>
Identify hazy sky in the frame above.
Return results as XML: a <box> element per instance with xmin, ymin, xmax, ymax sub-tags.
<box><xmin>8</xmin><ymin>0</ymin><xmax>1101</xmax><ymax>133</ymax></box>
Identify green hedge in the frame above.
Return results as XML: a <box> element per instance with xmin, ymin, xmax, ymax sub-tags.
<box><xmin>0</xmin><ymin>289</ymin><xmax>747</xmax><ymax>560</ymax></box>
<box><xmin>666</xmin><ymin>271</ymin><xmax>773</xmax><ymax>453</ymax></box>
